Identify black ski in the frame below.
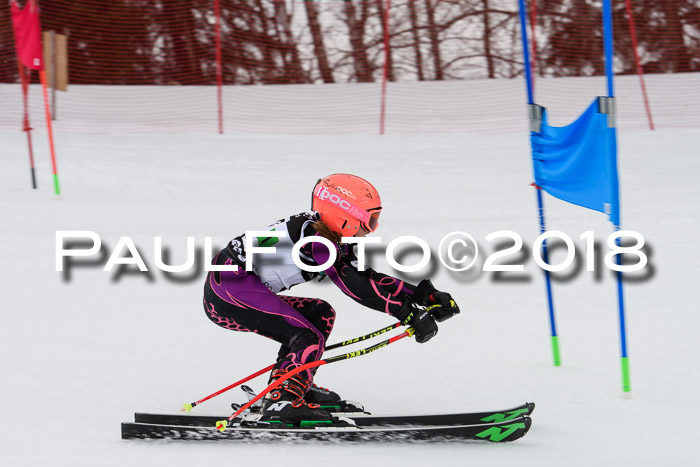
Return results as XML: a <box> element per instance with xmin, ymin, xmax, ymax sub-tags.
<box><xmin>122</xmin><ymin>415</ymin><xmax>531</xmax><ymax>442</ymax></box>
<box><xmin>337</xmin><ymin>402</ymin><xmax>534</xmax><ymax>426</ymax></box>
<box><xmin>133</xmin><ymin>402</ymin><xmax>534</xmax><ymax>428</ymax></box>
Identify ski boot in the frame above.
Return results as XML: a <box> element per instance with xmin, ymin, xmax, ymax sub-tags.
<box><xmin>258</xmin><ymin>369</ymin><xmax>334</xmax><ymax>427</ymax></box>
<box><xmin>306</xmin><ymin>382</ymin><xmax>341</xmax><ymax>405</ymax></box>
<box><xmin>306</xmin><ymin>382</ymin><xmax>366</xmax><ymax>414</ymax></box>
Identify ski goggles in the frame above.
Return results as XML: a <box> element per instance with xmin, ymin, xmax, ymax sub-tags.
<box><xmin>362</xmin><ymin>207</ymin><xmax>382</xmax><ymax>233</ymax></box>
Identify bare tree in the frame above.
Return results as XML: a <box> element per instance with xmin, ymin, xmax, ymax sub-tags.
<box><xmin>157</xmin><ymin>0</ymin><xmax>207</xmax><ymax>84</ymax></box>
<box><xmin>304</xmin><ymin>0</ymin><xmax>335</xmax><ymax>83</ymax></box>
<box><xmin>406</xmin><ymin>0</ymin><xmax>425</xmax><ymax>80</ymax></box>
<box><xmin>661</xmin><ymin>0</ymin><xmax>694</xmax><ymax>72</ymax></box>
<box><xmin>424</xmin><ymin>0</ymin><xmax>443</xmax><ymax>80</ymax></box>
<box><xmin>272</xmin><ymin>0</ymin><xmax>308</xmax><ymax>83</ymax></box>
<box><xmin>343</xmin><ymin>0</ymin><xmax>374</xmax><ymax>82</ymax></box>
<box><xmin>252</xmin><ymin>0</ymin><xmax>281</xmax><ymax>82</ymax></box>
<box><xmin>482</xmin><ymin>0</ymin><xmax>495</xmax><ymax>78</ymax></box>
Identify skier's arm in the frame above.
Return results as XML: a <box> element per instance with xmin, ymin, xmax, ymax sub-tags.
<box><xmin>307</xmin><ymin>240</ymin><xmax>407</xmax><ymax>317</ymax></box>
<box><xmin>365</xmin><ymin>270</ymin><xmax>416</xmax><ymax>300</ymax></box>
<box><xmin>336</xmin><ymin>242</ymin><xmax>418</xmax><ymax>301</ymax></box>
<box><xmin>335</xmin><ymin>247</ymin><xmax>459</xmax><ymax>321</ymax></box>
<box><xmin>300</xmin><ymin>236</ymin><xmax>448</xmax><ymax>343</ymax></box>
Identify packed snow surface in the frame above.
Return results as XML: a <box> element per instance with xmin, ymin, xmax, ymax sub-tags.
<box><xmin>1</xmin><ymin>75</ymin><xmax>699</xmax><ymax>466</ymax></box>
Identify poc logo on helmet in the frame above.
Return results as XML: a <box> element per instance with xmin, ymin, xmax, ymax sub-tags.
<box><xmin>336</xmin><ymin>186</ymin><xmax>353</xmax><ymax>197</ymax></box>
<box><xmin>319</xmin><ymin>186</ymin><xmax>352</xmax><ymax>211</ymax></box>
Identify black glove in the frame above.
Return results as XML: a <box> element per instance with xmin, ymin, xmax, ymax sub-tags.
<box><xmin>394</xmin><ymin>298</ymin><xmax>438</xmax><ymax>344</ymax></box>
<box><xmin>413</xmin><ymin>280</ymin><xmax>460</xmax><ymax>322</ymax></box>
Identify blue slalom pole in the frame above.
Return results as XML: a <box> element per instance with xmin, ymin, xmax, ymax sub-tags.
<box><xmin>517</xmin><ymin>0</ymin><xmax>534</xmax><ymax>105</ymax></box>
<box><xmin>519</xmin><ymin>0</ymin><xmax>560</xmax><ymax>366</ymax></box>
<box><xmin>603</xmin><ymin>0</ymin><xmax>630</xmax><ymax>392</ymax></box>
<box><xmin>603</xmin><ymin>0</ymin><xmax>615</xmax><ymax>98</ymax></box>
<box><xmin>535</xmin><ymin>186</ymin><xmax>561</xmax><ymax>366</ymax></box>
<box><xmin>614</xmin><ymin>228</ymin><xmax>630</xmax><ymax>391</ymax></box>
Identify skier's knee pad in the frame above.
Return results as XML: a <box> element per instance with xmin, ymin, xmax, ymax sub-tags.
<box><xmin>287</xmin><ymin>327</ymin><xmax>325</xmax><ymax>354</ymax></box>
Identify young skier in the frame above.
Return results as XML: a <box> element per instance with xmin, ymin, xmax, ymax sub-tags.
<box><xmin>203</xmin><ymin>174</ymin><xmax>460</xmax><ymax>425</ymax></box>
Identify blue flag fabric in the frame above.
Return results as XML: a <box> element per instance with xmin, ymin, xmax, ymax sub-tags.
<box><xmin>531</xmin><ymin>98</ymin><xmax>620</xmax><ymax>226</ymax></box>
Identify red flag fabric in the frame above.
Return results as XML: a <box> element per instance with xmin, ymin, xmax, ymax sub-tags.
<box><xmin>11</xmin><ymin>1</ymin><xmax>44</xmax><ymax>71</ymax></box>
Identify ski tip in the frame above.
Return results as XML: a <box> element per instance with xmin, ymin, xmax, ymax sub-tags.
<box><xmin>182</xmin><ymin>403</ymin><xmax>193</xmax><ymax>413</ymax></box>
<box><xmin>522</xmin><ymin>415</ymin><xmax>533</xmax><ymax>437</ymax></box>
<box><xmin>526</xmin><ymin>402</ymin><xmax>536</xmax><ymax>415</ymax></box>
<box><xmin>475</xmin><ymin>415</ymin><xmax>532</xmax><ymax>442</ymax></box>
<box><xmin>508</xmin><ymin>415</ymin><xmax>532</xmax><ymax>442</ymax></box>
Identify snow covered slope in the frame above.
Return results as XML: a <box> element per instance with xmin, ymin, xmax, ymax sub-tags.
<box><xmin>1</xmin><ymin>76</ymin><xmax>699</xmax><ymax>466</ymax></box>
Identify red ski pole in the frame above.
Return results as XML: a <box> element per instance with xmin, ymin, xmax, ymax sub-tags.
<box><xmin>182</xmin><ymin>322</ymin><xmax>402</xmax><ymax>412</ymax></box>
<box><xmin>216</xmin><ymin>327</ymin><xmax>414</xmax><ymax>431</ymax></box>
<box><xmin>181</xmin><ymin>364</ymin><xmax>274</xmax><ymax>413</ymax></box>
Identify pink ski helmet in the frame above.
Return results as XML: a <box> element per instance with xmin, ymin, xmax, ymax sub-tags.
<box><xmin>311</xmin><ymin>174</ymin><xmax>382</xmax><ymax>237</ymax></box>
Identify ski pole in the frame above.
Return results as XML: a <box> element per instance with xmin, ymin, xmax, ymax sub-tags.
<box><xmin>182</xmin><ymin>322</ymin><xmax>402</xmax><ymax>412</ymax></box>
<box><xmin>325</xmin><ymin>321</ymin><xmax>402</xmax><ymax>351</ymax></box>
<box><xmin>182</xmin><ymin>364</ymin><xmax>274</xmax><ymax>413</ymax></box>
<box><xmin>216</xmin><ymin>327</ymin><xmax>415</xmax><ymax>431</ymax></box>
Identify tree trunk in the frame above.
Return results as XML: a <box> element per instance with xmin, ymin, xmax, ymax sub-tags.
<box><xmin>344</xmin><ymin>0</ymin><xmax>374</xmax><ymax>82</ymax></box>
<box><xmin>424</xmin><ymin>0</ymin><xmax>443</xmax><ymax>80</ymax></box>
<box><xmin>304</xmin><ymin>0</ymin><xmax>335</xmax><ymax>83</ymax></box>
<box><xmin>253</xmin><ymin>0</ymin><xmax>278</xmax><ymax>83</ymax></box>
<box><xmin>482</xmin><ymin>0</ymin><xmax>495</xmax><ymax>78</ymax></box>
<box><xmin>273</xmin><ymin>0</ymin><xmax>308</xmax><ymax>83</ymax></box>
<box><xmin>407</xmin><ymin>0</ymin><xmax>425</xmax><ymax>81</ymax></box>
<box><xmin>166</xmin><ymin>0</ymin><xmax>202</xmax><ymax>84</ymax></box>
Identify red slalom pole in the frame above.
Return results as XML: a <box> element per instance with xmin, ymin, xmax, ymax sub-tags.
<box><xmin>624</xmin><ymin>0</ymin><xmax>654</xmax><ymax>130</ymax></box>
<box><xmin>216</xmin><ymin>328</ymin><xmax>414</xmax><ymax>431</ymax></box>
<box><xmin>39</xmin><ymin>70</ymin><xmax>60</xmax><ymax>195</ymax></box>
<box><xmin>19</xmin><ymin>63</ymin><xmax>37</xmax><ymax>189</ymax></box>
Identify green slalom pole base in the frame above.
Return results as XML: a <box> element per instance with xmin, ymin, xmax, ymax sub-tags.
<box><xmin>53</xmin><ymin>173</ymin><xmax>61</xmax><ymax>196</ymax></box>
<box><xmin>621</xmin><ymin>356</ymin><xmax>631</xmax><ymax>393</ymax></box>
<box><xmin>551</xmin><ymin>335</ymin><xmax>561</xmax><ymax>367</ymax></box>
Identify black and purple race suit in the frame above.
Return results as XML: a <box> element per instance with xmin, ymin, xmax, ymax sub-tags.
<box><xmin>203</xmin><ymin>212</ymin><xmax>416</xmax><ymax>385</ymax></box>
